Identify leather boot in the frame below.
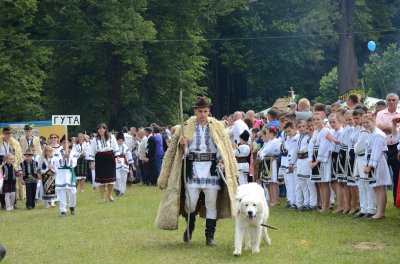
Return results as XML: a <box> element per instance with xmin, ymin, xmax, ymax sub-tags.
<box><xmin>183</xmin><ymin>213</ymin><xmax>196</xmax><ymax>243</ymax></box>
<box><xmin>205</xmin><ymin>218</ymin><xmax>217</xmax><ymax>246</ymax></box>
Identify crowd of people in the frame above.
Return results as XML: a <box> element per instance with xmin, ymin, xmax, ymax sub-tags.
<box><xmin>1</xmin><ymin>93</ymin><xmax>400</xmax><ymax>221</ymax></box>
<box><xmin>0</xmin><ymin>123</ymin><xmax>169</xmax><ymax>216</ymax></box>
<box><xmin>224</xmin><ymin>93</ymin><xmax>400</xmax><ymax>220</ymax></box>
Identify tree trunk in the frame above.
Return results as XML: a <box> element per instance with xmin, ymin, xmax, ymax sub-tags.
<box><xmin>105</xmin><ymin>44</ymin><xmax>123</xmax><ymax>128</ymax></box>
<box><xmin>338</xmin><ymin>0</ymin><xmax>358</xmax><ymax>95</ymax></box>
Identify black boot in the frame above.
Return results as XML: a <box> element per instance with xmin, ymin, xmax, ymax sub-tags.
<box><xmin>183</xmin><ymin>213</ymin><xmax>196</xmax><ymax>243</ymax></box>
<box><xmin>70</xmin><ymin>207</ymin><xmax>75</xmax><ymax>215</ymax></box>
<box><xmin>205</xmin><ymin>219</ymin><xmax>217</xmax><ymax>246</ymax></box>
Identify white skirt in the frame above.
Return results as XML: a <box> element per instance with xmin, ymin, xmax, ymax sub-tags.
<box><xmin>370</xmin><ymin>156</ymin><xmax>392</xmax><ymax>188</ymax></box>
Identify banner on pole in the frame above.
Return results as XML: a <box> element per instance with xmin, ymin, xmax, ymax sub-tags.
<box><xmin>52</xmin><ymin>115</ymin><xmax>80</xmax><ymax>126</ymax></box>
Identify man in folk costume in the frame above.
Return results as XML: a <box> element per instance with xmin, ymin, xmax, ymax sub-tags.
<box><xmin>156</xmin><ymin>96</ymin><xmax>238</xmax><ymax>246</ymax></box>
<box><xmin>0</xmin><ymin>126</ymin><xmax>23</xmax><ymax>209</ymax></box>
<box><xmin>19</xmin><ymin>124</ymin><xmax>42</xmax><ymax>158</ymax></box>
<box><xmin>18</xmin><ymin>124</ymin><xmax>41</xmax><ymax>201</ymax></box>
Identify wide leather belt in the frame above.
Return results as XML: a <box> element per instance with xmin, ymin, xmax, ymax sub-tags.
<box><xmin>236</xmin><ymin>157</ymin><xmax>248</xmax><ymax>163</ymax></box>
<box><xmin>187</xmin><ymin>152</ymin><xmax>216</xmax><ymax>162</ymax></box>
<box><xmin>297</xmin><ymin>152</ymin><xmax>308</xmax><ymax>159</ymax></box>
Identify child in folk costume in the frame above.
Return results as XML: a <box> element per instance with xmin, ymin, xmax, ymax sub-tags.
<box><xmin>32</xmin><ymin>147</ymin><xmax>43</xmax><ymax>202</ymax></box>
<box><xmin>115</xmin><ymin>131</ymin><xmax>134</xmax><ymax>196</ymax></box>
<box><xmin>74</xmin><ymin>133</ymin><xmax>89</xmax><ymax>193</ymax></box>
<box><xmin>328</xmin><ymin>111</ymin><xmax>353</xmax><ymax>213</ymax></box>
<box><xmin>234</xmin><ymin>130</ymin><xmax>251</xmax><ymax>185</ymax></box>
<box><xmin>326</xmin><ymin>114</ymin><xmax>345</xmax><ymax>213</ymax></box>
<box><xmin>284</xmin><ymin>122</ymin><xmax>299</xmax><ymax>210</ymax></box>
<box><xmin>278</xmin><ymin>127</ymin><xmax>290</xmax><ymax>207</ymax></box>
<box><xmin>353</xmin><ymin>110</ymin><xmax>376</xmax><ymax>218</ymax></box>
<box><xmin>309</xmin><ymin>112</ymin><xmax>332</xmax><ymax>212</ymax></box>
<box><xmin>250</xmin><ymin>128</ymin><xmax>263</xmax><ymax>184</ymax></box>
<box><xmin>56</xmin><ymin>136</ymin><xmax>77</xmax><ymax>217</ymax></box>
<box><xmin>258</xmin><ymin>127</ymin><xmax>281</xmax><ymax>206</ymax></box>
<box><xmin>294</xmin><ymin>120</ymin><xmax>317</xmax><ymax>211</ymax></box>
<box><xmin>19</xmin><ymin>149</ymin><xmax>39</xmax><ymax>209</ymax></box>
<box><xmin>343</xmin><ymin>111</ymin><xmax>359</xmax><ymax>214</ymax></box>
<box><xmin>362</xmin><ymin>114</ymin><xmax>392</xmax><ymax>220</ymax></box>
<box><xmin>1</xmin><ymin>154</ymin><xmax>19</xmax><ymax>211</ymax></box>
<box><xmin>39</xmin><ymin>146</ymin><xmax>57</xmax><ymax>208</ymax></box>
<box><xmin>306</xmin><ymin>120</ymin><xmax>318</xmax><ymax>210</ymax></box>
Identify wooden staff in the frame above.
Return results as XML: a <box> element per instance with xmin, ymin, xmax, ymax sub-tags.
<box><xmin>180</xmin><ymin>90</ymin><xmax>191</xmax><ymax>244</ymax></box>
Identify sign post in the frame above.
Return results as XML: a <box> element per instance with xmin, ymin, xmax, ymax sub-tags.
<box><xmin>52</xmin><ymin>115</ymin><xmax>81</xmax><ymax>152</ymax></box>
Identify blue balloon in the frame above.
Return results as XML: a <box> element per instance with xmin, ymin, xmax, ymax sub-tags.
<box><xmin>368</xmin><ymin>41</ymin><xmax>376</xmax><ymax>52</ymax></box>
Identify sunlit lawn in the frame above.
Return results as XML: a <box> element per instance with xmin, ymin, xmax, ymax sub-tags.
<box><xmin>1</xmin><ymin>183</ymin><xmax>400</xmax><ymax>264</ymax></box>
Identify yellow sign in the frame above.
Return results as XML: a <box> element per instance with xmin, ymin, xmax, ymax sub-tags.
<box><xmin>338</xmin><ymin>89</ymin><xmax>366</xmax><ymax>101</ymax></box>
<box><xmin>0</xmin><ymin>121</ymin><xmax>66</xmax><ymax>141</ymax></box>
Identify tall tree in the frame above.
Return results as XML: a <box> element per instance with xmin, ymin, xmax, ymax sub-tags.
<box><xmin>0</xmin><ymin>0</ymin><xmax>51</xmax><ymax>121</ymax></box>
<box><xmin>33</xmin><ymin>0</ymin><xmax>155</xmax><ymax>131</ymax></box>
<box><xmin>143</xmin><ymin>0</ymin><xmax>248</xmax><ymax>125</ymax></box>
<box><xmin>208</xmin><ymin>0</ymin><xmax>339</xmax><ymax>115</ymax></box>
<box><xmin>337</xmin><ymin>0</ymin><xmax>358</xmax><ymax>95</ymax></box>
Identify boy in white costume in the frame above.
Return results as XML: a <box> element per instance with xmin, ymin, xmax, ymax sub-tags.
<box><xmin>55</xmin><ymin>137</ymin><xmax>77</xmax><ymax>217</ymax></box>
<box><xmin>284</xmin><ymin>122</ymin><xmax>299</xmax><ymax>210</ymax></box>
<box><xmin>294</xmin><ymin>120</ymin><xmax>317</xmax><ymax>211</ymax></box>
<box><xmin>115</xmin><ymin>131</ymin><xmax>134</xmax><ymax>196</ymax></box>
<box><xmin>234</xmin><ymin>130</ymin><xmax>250</xmax><ymax>186</ymax></box>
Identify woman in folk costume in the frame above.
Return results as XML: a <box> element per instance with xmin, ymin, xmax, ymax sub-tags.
<box><xmin>73</xmin><ymin>133</ymin><xmax>89</xmax><ymax>193</ymax></box>
<box><xmin>0</xmin><ymin>126</ymin><xmax>23</xmax><ymax>209</ymax></box>
<box><xmin>88</xmin><ymin>123</ymin><xmax>120</xmax><ymax>202</ymax></box>
<box><xmin>258</xmin><ymin>127</ymin><xmax>280</xmax><ymax>206</ymax></box>
<box><xmin>55</xmin><ymin>136</ymin><xmax>77</xmax><ymax>217</ymax></box>
<box><xmin>233</xmin><ymin>130</ymin><xmax>251</xmax><ymax>186</ymax></box>
<box><xmin>49</xmin><ymin>133</ymin><xmax>63</xmax><ymax>163</ymax></box>
<box><xmin>156</xmin><ymin>97</ymin><xmax>238</xmax><ymax>246</ymax></box>
<box><xmin>309</xmin><ymin>112</ymin><xmax>332</xmax><ymax>212</ymax></box>
<box><xmin>39</xmin><ymin>146</ymin><xmax>57</xmax><ymax>208</ymax></box>
<box><xmin>115</xmin><ymin>131</ymin><xmax>134</xmax><ymax>196</ymax></box>
<box><xmin>362</xmin><ymin>114</ymin><xmax>392</xmax><ymax>220</ymax></box>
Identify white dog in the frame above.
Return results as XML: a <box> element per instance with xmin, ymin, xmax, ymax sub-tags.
<box><xmin>233</xmin><ymin>183</ymin><xmax>271</xmax><ymax>256</ymax></box>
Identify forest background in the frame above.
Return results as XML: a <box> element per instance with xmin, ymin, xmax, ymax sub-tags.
<box><xmin>2</xmin><ymin>0</ymin><xmax>400</xmax><ymax>131</ymax></box>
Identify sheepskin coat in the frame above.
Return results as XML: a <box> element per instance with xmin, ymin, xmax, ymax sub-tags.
<box><xmin>156</xmin><ymin>116</ymin><xmax>238</xmax><ymax>230</ymax></box>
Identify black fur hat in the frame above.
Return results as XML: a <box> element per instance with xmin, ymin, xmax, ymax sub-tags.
<box><xmin>116</xmin><ymin>131</ymin><xmax>125</xmax><ymax>141</ymax></box>
<box><xmin>239</xmin><ymin>130</ymin><xmax>250</xmax><ymax>142</ymax></box>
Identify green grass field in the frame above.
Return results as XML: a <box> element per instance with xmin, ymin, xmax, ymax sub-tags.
<box><xmin>1</xmin><ymin>183</ymin><xmax>400</xmax><ymax>264</ymax></box>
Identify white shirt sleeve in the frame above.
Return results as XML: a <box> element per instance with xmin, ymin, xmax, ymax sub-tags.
<box><xmin>87</xmin><ymin>139</ymin><xmax>96</xmax><ymax>161</ymax></box>
<box><xmin>111</xmin><ymin>136</ymin><xmax>120</xmax><ymax>156</ymax></box>
<box><xmin>368</xmin><ymin>135</ymin><xmax>385</xmax><ymax>168</ymax></box>
<box><xmin>308</xmin><ymin>132</ymin><xmax>316</xmax><ymax>162</ymax></box>
<box><xmin>317</xmin><ymin>129</ymin><xmax>331</xmax><ymax>163</ymax></box>
<box><xmin>354</xmin><ymin>130</ymin><xmax>369</xmax><ymax>155</ymax></box>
